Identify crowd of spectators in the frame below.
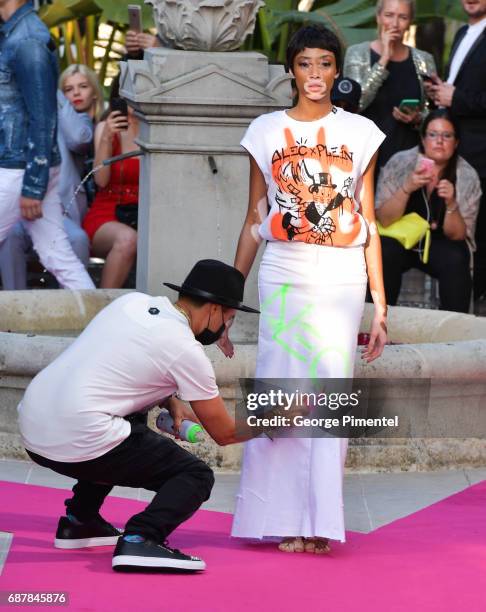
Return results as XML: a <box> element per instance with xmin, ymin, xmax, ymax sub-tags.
<box><xmin>0</xmin><ymin>0</ymin><xmax>485</xmax><ymax>313</ymax></box>
<box><xmin>342</xmin><ymin>0</ymin><xmax>485</xmax><ymax>313</ymax></box>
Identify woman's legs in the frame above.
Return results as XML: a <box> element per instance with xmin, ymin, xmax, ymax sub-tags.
<box><xmin>91</xmin><ymin>221</ymin><xmax>137</xmax><ymax>288</ymax></box>
<box><xmin>422</xmin><ymin>238</ymin><xmax>471</xmax><ymax>313</ymax></box>
<box><xmin>380</xmin><ymin>237</ymin><xmax>416</xmax><ymax>305</ymax></box>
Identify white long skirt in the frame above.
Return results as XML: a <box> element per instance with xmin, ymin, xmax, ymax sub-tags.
<box><xmin>232</xmin><ymin>241</ymin><xmax>367</xmax><ymax>542</ymax></box>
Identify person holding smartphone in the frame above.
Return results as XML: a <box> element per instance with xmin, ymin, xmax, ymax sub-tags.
<box><xmin>375</xmin><ymin>109</ymin><xmax>481</xmax><ymax>312</ymax></box>
<box><xmin>343</xmin><ymin>0</ymin><xmax>436</xmax><ymax>171</ymax></box>
<box><xmin>125</xmin><ymin>4</ymin><xmax>162</xmax><ymax>58</ymax></box>
<box><xmin>82</xmin><ymin>75</ymin><xmax>140</xmax><ymax>288</ymax></box>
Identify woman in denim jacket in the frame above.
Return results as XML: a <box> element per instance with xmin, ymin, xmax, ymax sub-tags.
<box><xmin>0</xmin><ymin>63</ymin><xmax>103</xmax><ymax>289</ymax></box>
<box><xmin>0</xmin><ymin>0</ymin><xmax>94</xmax><ymax>289</ymax></box>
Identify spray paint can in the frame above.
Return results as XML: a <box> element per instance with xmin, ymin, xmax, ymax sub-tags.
<box><xmin>156</xmin><ymin>408</ymin><xmax>204</xmax><ymax>443</ymax></box>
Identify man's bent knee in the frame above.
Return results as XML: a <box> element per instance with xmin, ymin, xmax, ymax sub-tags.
<box><xmin>191</xmin><ymin>462</ymin><xmax>215</xmax><ymax>501</ymax></box>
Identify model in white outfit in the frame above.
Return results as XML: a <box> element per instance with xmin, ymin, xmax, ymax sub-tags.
<box><xmin>229</xmin><ymin>25</ymin><xmax>388</xmax><ymax>553</ymax></box>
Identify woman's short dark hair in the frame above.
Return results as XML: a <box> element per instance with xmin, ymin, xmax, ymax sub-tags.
<box><xmin>286</xmin><ymin>25</ymin><xmax>342</xmax><ymax>73</ymax></box>
<box><xmin>419</xmin><ymin>108</ymin><xmax>460</xmax><ymax>184</ymax></box>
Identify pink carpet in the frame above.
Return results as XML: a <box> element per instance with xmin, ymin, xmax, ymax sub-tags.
<box><xmin>0</xmin><ymin>480</ymin><xmax>485</xmax><ymax>612</ymax></box>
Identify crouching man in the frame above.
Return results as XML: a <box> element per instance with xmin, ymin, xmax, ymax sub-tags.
<box><xmin>17</xmin><ymin>260</ymin><xmax>259</xmax><ymax>572</ymax></box>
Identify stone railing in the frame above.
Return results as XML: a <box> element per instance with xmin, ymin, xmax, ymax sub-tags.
<box><xmin>1</xmin><ymin>290</ymin><xmax>485</xmax><ymax>471</ymax></box>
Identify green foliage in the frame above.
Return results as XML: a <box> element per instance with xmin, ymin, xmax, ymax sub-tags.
<box><xmin>95</xmin><ymin>0</ymin><xmax>155</xmax><ymax>29</ymax></box>
<box><xmin>415</xmin><ymin>0</ymin><xmax>466</xmax><ymax>22</ymax></box>
<box><xmin>39</xmin><ymin>0</ymin><xmax>100</xmax><ymax>27</ymax></box>
<box><xmin>39</xmin><ymin>0</ymin><xmax>157</xmax><ymax>86</ymax></box>
<box><xmin>39</xmin><ymin>0</ymin><xmax>468</xmax><ymax>85</ymax></box>
<box><xmin>252</xmin><ymin>0</ymin><xmax>468</xmax><ymax>61</ymax></box>
<box><xmin>40</xmin><ymin>0</ymin><xmax>154</xmax><ymax>29</ymax></box>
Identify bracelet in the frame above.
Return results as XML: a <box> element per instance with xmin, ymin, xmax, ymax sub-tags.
<box><xmin>445</xmin><ymin>205</ymin><xmax>458</xmax><ymax>214</ymax></box>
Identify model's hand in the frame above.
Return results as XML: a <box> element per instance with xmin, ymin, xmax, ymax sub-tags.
<box><xmin>436</xmin><ymin>179</ymin><xmax>455</xmax><ymax>206</ymax></box>
<box><xmin>216</xmin><ymin>317</ymin><xmax>235</xmax><ymax>358</ymax></box>
<box><xmin>104</xmin><ymin>111</ymin><xmax>129</xmax><ymax>137</ymax></box>
<box><xmin>166</xmin><ymin>396</ymin><xmax>201</xmax><ymax>437</ymax></box>
<box><xmin>392</xmin><ymin>106</ymin><xmax>421</xmax><ymax>125</ymax></box>
<box><xmin>20</xmin><ymin>196</ymin><xmax>42</xmax><ymax>220</ymax></box>
<box><xmin>361</xmin><ymin>315</ymin><xmax>387</xmax><ymax>362</ymax></box>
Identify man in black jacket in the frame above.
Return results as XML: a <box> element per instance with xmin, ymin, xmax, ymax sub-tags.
<box><xmin>429</xmin><ymin>0</ymin><xmax>486</xmax><ymax>301</ymax></box>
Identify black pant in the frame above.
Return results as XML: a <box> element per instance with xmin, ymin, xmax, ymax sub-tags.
<box><xmin>26</xmin><ymin>422</ymin><xmax>215</xmax><ymax>543</ymax></box>
<box><xmin>380</xmin><ymin>235</ymin><xmax>471</xmax><ymax>313</ymax></box>
<box><xmin>473</xmin><ymin>178</ymin><xmax>486</xmax><ymax>300</ymax></box>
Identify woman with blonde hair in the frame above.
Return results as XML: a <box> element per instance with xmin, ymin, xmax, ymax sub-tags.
<box><xmin>343</xmin><ymin>0</ymin><xmax>436</xmax><ymax>171</ymax></box>
<box><xmin>82</xmin><ymin>75</ymin><xmax>140</xmax><ymax>288</ymax></box>
<box><xmin>59</xmin><ymin>63</ymin><xmax>104</xmax><ymax>122</ymax></box>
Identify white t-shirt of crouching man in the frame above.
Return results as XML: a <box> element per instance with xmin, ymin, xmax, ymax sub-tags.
<box><xmin>18</xmin><ymin>293</ymin><xmax>219</xmax><ymax>462</ymax></box>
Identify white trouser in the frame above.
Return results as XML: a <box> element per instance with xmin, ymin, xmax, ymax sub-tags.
<box><xmin>0</xmin><ymin>167</ymin><xmax>94</xmax><ymax>290</ymax></box>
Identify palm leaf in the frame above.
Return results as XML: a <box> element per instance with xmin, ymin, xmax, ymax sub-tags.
<box><xmin>39</xmin><ymin>0</ymin><xmax>100</xmax><ymax>27</ymax></box>
<box><xmin>95</xmin><ymin>0</ymin><xmax>154</xmax><ymax>29</ymax></box>
<box><xmin>315</xmin><ymin>5</ymin><xmax>376</xmax><ymax>27</ymax></box>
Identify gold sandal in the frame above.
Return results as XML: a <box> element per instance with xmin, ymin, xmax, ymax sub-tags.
<box><xmin>278</xmin><ymin>537</ymin><xmax>305</xmax><ymax>553</ymax></box>
<box><xmin>304</xmin><ymin>537</ymin><xmax>331</xmax><ymax>554</ymax></box>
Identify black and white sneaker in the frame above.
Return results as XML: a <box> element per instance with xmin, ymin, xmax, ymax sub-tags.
<box><xmin>112</xmin><ymin>536</ymin><xmax>206</xmax><ymax>571</ymax></box>
<box><xmin>54</xmin><ymin>515</ymin><xmax>122</xmax><ymax>549</ymax></box>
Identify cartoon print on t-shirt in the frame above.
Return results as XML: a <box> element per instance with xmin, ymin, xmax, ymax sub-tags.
<box><xmin>270</xmin><ymin>121</ymin><xmax>363</xmax><ymax>246</ymax></box>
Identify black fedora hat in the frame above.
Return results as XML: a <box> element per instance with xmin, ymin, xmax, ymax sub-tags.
<box><xmin>164</xmin><ymin>260</ymin><xmax>260</xmax><ymax>314</ymax></box>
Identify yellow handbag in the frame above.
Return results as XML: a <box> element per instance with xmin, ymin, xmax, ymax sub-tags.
<box><xmin>377</xmin><ymin>212</ymin><xmax>431</xmax><ymax>264</ymax></box>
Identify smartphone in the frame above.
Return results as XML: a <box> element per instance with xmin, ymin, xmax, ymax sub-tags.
<box><xmin>417</xmin><ymin>156</ymin><xmax>435</xmax><ymax>174</ymax></box>
<box><xmin>399</xmin><ymin>98</ymin><xmax>421</xmax><ymax>113</ymax></box>
<box><xmin>111</xmin><ymin>97</ymin><xmax>128</xmax><ymax>117</ymax></box>
<box><xmin>110</xmin><ymin>97</ymin><xmax>128</xmax><ymax>130</ymax></box>
<box><xmin>128</xmin><ymin>4</ymin><xmax>142</xmax><ymax>33</ymax></box>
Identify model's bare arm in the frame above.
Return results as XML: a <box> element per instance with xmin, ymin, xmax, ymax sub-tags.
<box><xmin>234</xmin><ymin>155</ymin><xmax>267</xmax><ymax>278</ymax></box>
<box><xmin>361</xmin><ymin>152</ymin><xmax>387</xmax><ymax>362</ymax></box>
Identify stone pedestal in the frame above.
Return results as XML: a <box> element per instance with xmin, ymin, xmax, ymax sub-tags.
<box><xmin>120</xmin><ymin>48</ymin><xmax>291</xmax><ymax>341</ymax></box>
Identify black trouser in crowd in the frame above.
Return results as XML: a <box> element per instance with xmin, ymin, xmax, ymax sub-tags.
<box><xmin>473</xmin><ymin>178</ymin><xmax>486</xmax><ymax>300</ymax></box>
<box><xmin>380</xmin><ymin>235</ymin><xmax>472</xmax><ymax>313</ymax></box>
<box><xmin>26</xmin><ymin>421</ymin><xmax>215</xmax><ymax>543</ymax></box>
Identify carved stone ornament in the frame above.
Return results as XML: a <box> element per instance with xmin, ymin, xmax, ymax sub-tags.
<box><xmin>145</xmin><ymin>0</ymin><xmax>265</xmax><ymax>51</ymax></box>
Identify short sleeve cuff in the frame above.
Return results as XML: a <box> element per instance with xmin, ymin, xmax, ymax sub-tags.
<box><xmin>360</xmin><ymin>125</ymin><xmax>386</xmax><ymax>177</ymax></box>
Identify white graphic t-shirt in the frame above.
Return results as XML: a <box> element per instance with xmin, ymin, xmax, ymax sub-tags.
<box><xmin>241</xmin><ymin>106</ymin><xmax>385</xmax><ymax>247</ymax></box>
<box><xmin>18</xmin><ymin>293</ymin><xmax>219</xmax><ymax>462</ymax></box>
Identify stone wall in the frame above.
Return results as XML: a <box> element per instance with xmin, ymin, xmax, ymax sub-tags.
<box><xmin>1</xmin><ymin>291</ymin><xmax>485</xmax><ymax>471</ymax></box>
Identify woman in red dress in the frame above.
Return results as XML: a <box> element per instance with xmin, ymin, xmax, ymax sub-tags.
<box><xmin>83</xmin><ymin>92</ymin><xmax>139</xmax><ymax>288</ymax></box>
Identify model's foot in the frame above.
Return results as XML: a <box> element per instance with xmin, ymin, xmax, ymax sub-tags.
<box><xmin>112</xmin><ymin>536</ymin><xmax>206</xmax><ymax>571</ymax></box>
<box><xmin>54</xmin><ymin>515</ymin><xmax>122</xmax><ymax>549</ymax></box>
<box><xmin>278</xmin><ymin>537</ymin><xmax>305</xmax><ymax>553</ymax></box>
<box><xmin>303</xmin><ymin>537</ymin><xmax>331</xmax><ymax>554</ymax></box>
